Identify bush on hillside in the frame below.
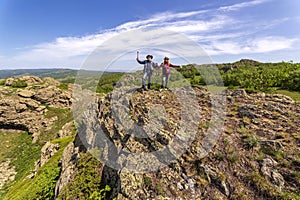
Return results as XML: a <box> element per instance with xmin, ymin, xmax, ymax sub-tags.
<box><xmin>11</xmin><ymin>80</ymin><xmax>28</xmax><ymax>88</ymax></box>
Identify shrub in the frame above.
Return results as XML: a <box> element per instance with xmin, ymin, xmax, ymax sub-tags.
<box><xmin>57</xmin><ymin>152</ymin><xmax>110</xmax><ymax>200</ymax></box>
<box><xmin>243</xmin><ymin>135</ymin><xmax>260</xmax><ymax>149</ymax></box>
<box><xmin>0</xmin><ymin>79</ymin><xmax>6</xmax><ymax>85</ymax></box>
<box><xmin>144</xmin><ymin>176</ymin><xmax>152</xmax><ymax>188</ymax></box>
<box><xmin>214</xmin><ymin>152</ymin><xmax>225</xmax><ymax>161</ymax></box>
<box><xmin>57</xmin><ymin>83</ymin><xmax>68</xmax><ymax>90</ymax></box>
<box><xmin>227</xmin><ymin>148</ymin><xmax>239</xmax><ymax>164</ymax></box>
<box><xmin>155</xmin><ymin>183</ymin><xmax>164</xmax><ymax>195</ymax></box>
<box><xmin>96</xmin><ymin>72</ymin><xmax>124</xmax><ymax>94</ymax></box>
<box><xmin>11</xmin><ymin>80</ymin><xmax>27</xmax><ymax>88</ymax></box>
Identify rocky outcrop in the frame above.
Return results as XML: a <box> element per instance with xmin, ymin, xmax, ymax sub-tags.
<box><xmin>26</xmin><ymin>141</ymin><xmax>60</xmax><ymax>179</ymax></box>
<box><xmin>198</xmin><ymin>164</ymin><xmax>230</xmax><ymax>197</ymax></box>
<box><xmin>260</xmin><ymin>158</ymin><xmax>285</xmax><ymax>191</ymax></box>
<box><xmin>32</xmin><ymin>85</ymin><xmax>72</xmax><ymax>108</ymax></box>
<box><xmin>58</xmin><ymin>121</ymin><xmax>74</xmax><ymax>138</ymax></box>
<box><xmin>0</xmin><ymin>97</ymin><xmax>45</xmax><ymax>140</ymax></box>
<box><xmin>0</xmin><ymin>76</ymin><xmax>72</xmax><ymax>142</ymax></box>
<box><xmin>58</xmin><ymin>84</ymin><xmax>299</xmax><ymax>199</ymax></box>
<box><xmin>2</xmin><ymin>74</ymin><xmax>298</xmax><ymax>199</ymax></box>
<box><xmin>0</xmin><ymin>159</ymin><xmax>17</xmax><ymax>189</ymax></box>
<box><xmin>18</xmin><ymin>89</ymin><xmax>35</xmax><ymax>98</ymax></box>
<box><xmin>54</xmin><ymin>142</ymin><xmax>80</xmax><ymax>197</ymax></box>
<box><xmin>5</xmin><ymin>76</ymin><xmax>43</xmax><ymax>86</ymax></box>
<box><xmin>40</xmin><ymin>142</ymin><xmax>60</xmax><ymax>166</ymax></box>
<box><xmin>43</xmin><ymin>77</ymin><xmax>61</xmax><ymax>86</ymax></box>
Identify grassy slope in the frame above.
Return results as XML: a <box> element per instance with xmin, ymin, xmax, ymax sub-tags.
<box><xmin>272</xmin><ymin>89</ymin><xmax>300</xmax><ymax>102</ymax></box>
<box><xmin>4</xmin><ymin>136</ymin><xmax>73</xmax><ymax>200</ymax></box>
<box><xmin>40</xmin><ymin>106</ymin><xmax>74</xmax><ymax>142</ymax></box>
<box><xmin>0</xmin><ymin>131</ymin><xmax>41</xmax><ymax>199</ymax></box>
<box><xmin>0</xmin><ymin>76</ymin><xmax>75</xmax><ymax>199</ymax></box>
<box><xmin>1</xmin><ymin>105</ymin><xmax>75</xmax><ymax>199</ymax></box>
<box><xmin>0</xmin><ymin>106</ymin><xmax>74</xmax><ymax>199</ymax></box>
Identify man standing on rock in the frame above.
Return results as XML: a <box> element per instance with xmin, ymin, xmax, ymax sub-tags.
<box><xmin>136</xmin><ymin>51</ymin><xmax>158</xmax><ymax>90</ymax></box>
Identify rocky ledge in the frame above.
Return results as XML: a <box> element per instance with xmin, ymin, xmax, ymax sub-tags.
<box><xmin>0</xmin><ymin>76</ymin><xmax>72</xmax><ymax>142</ymax></box>
<box><xmin>56</xmin><ymin>86</ymin><xmax>300</xmax><ymax>199</ymax></box>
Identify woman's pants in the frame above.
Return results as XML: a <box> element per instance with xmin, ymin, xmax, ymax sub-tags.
<box><xmin>162</xmin><ymin>73</ymin><xmax>170</xmax><ymax>88</ymax></box>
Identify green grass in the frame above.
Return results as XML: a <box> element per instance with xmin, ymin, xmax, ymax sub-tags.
<box><xmin>237</xmin><ymin>125</ymin><xmax>249</xmax><ymax>135</ymax></box>
<box><xmin>57</xmin><ymin>83</ymin><xmax>69</xmax><ymax>90</ymax></box>
<box><xmin>0</xmin><ymin>79</ymin><xmax>6</xmax><ymax>86</ymax></box>
<box><xmin>246</xmin><ymin>172</ymin><xmax>300</xmax><ymax>200</ymax></box>
<box><xmin>0</xmin><ymin>106</ymin><xmax>74</xmax><ymax>199</ymax></box>
<box><xmin>144</xmin><ymin>176</ymin><xmax>152</xmax><ymax>189</ymax></box>
<box><xmin>4</xmin><ymin>136</ymin><xmax>73</xmax><ymax>200</ymax></box>
<box><xmin>0</xmin><ymin>131</ymin><xmax>41</xmax><ymax>199</ymax></box>
<box><xmin>271</xmin><ymin>89</ymin><xmax>300</xmax><ymax>102</ymax></box>
<box><xmin>214</xmin><ymin>152</ymin><xmax>225</xmax><ymax>161</ymax></box>
<box><xmin>154</xmin><ymin>183</ymin><xmax>164</xmax><ymax>195</ymax></box>
<box><xmin>11</xmin><ymin>80</ymin><xmax>27</xmax><ymax>88</ymax></box>
<box><xmin>57</xmin><ymin>152</ymin><xmax>110</xmax><ymax>200</ymax></box>
<box><xmin>243</xmin><ymin>134</ymin><xmax>260</xmax><ymax>149</ymax></box>
<box><xmin>260</xmin><ymin>145</ymin><xmax>286</xmax><ymax>162</ymax></box>
<box><xmin>40</xmin><ymin>106</ymin><xmax>74</xmax><ymax>142</ymax></box>
<box><xmin>227</xmin><ymin>147</ymin><xmax>239</xmax><ymax>164</ymax></box>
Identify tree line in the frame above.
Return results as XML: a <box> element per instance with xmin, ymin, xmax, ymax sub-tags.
<box><xmin>178</xmin><ymin>60</ymin><xmax>300</xmax><ymax>92</ymax></box>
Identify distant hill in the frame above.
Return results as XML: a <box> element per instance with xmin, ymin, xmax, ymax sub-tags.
<box><xmin>1</xmin><ymin>59</ymin><xmax>300</xmax><ymax>96</ymax></box>
<box><xmin>0</xmin><ymin>68</ymin><xmax>78</xmax><ymax>80</ymax></box>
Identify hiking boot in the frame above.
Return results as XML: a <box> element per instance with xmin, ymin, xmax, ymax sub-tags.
<box><xmin>148</xmin><ymin>83</ymin><xmax>151</xmax><ymax>90</ymax></box>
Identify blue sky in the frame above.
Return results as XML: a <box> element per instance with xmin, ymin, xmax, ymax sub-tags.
<box><xmin>0</xmin><ymin>0</ymin><xmax>300</xmax><ymax>69</ymax></box>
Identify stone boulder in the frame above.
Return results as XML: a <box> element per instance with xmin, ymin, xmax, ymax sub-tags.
<box><xmin>18</xmin><ymin>89</ymin><xmax>35</xmax><ymax>98</ymax></box>
<box><xmin>0</xmin><ymin>159</ymin><xmax>17</xmax><ymax>189</ymax></box>
<box><xmin>43</xmin><ymin>77</ymin><xmax>61</xmax><ymax>86</ymax></box>
<box><xmin>231</xmin><ymin>89</ymin><xmax>248</xmax><ymax>98</ymax></box>
<box><xmin>55</xmin><ymin>142</ymin><xmax>80</xmax><ymax>197</ymax></box>
<box><xmin>5</xmin><ymin>76</ymin><xmax>43</xmax><ymax>86</ymax></box>
<box><xmin>58</xmin><ymin>121</ymin><xmax>74</xmax><ymax>138</ymax></box>
<box><xmin>33</xmin><ymin>86</ymin><xmax>72</xmax><ymax>108</ymax></box>
<box><xmin>260</xmin><ymin>158</ymin><xmax>285</xmax><ymax>190</ymax></box>
<box><xmin>40</xmin><ymin>141</ymin><xmax>60</xmax><ymax>166</ymax></box>
<box><xmin>26</xmin><ymin>141</ymin><xmax>60</xmax><ymax>179</ymax></box>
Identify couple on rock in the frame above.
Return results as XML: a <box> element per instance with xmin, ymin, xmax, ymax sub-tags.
<box><xmin>136</xmin><ymin>51</ymin><xmax>182</xmax><ymax>90</ymax></box>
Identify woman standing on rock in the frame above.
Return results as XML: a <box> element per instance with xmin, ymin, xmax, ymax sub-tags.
<box><xmin>160</xmin><ymin>56</ymin><xmax>181</xmax><ymax>89</ymax></box>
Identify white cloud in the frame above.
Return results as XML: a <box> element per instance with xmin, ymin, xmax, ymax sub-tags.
<box><xmin>165</xmin><ymin>16</ymin><xmax>234</xmax><ymax>34</ymax></box>
<box><xmin>219</xmin><ymin>0</ymin><xmax>271</xmax><ymax>12</ymax></box>
<box><xmin>1</xmin><ymin>0</ymin><xmax>299</xmax><ymax>69</ymax></box>
<box><xmin>251</xmin><ymin>37</ymin><xmax>298</xmax><ymax>52</ymax></box>
<box><xmin>204</xmin><ymin>36</ymin><xmax>298</xmax><ymax>55</ymax></box>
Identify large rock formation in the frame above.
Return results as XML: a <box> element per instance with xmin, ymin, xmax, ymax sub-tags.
<box><xmin>5</xmin><ymin>76</ymin><xmax>43</xmax><ymax>86</ymax></box>
<box><xmin>0</xmin><ymin>76</ymin><xmax>72</xmax><ymax>142</ymax></box>
<box><xmin>56</xmin><ymin>85</ymin><xmax>300</xmax><ymax>199</ymax></box>
<box><xmin>1</xmin><ymin>74</ymin><xmax>299</xmax><ymax>199</ymax></box>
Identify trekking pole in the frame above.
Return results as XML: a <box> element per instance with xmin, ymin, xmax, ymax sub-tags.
<box><xmin>137</xmin><ymin>51</ymin><xmax>139</xmax><ymax>60</ymax></box>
